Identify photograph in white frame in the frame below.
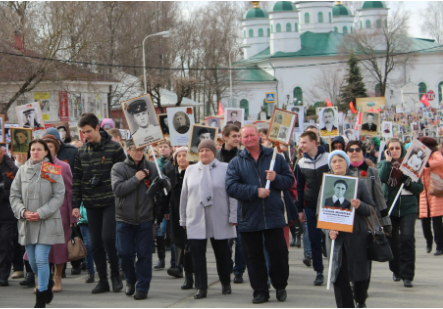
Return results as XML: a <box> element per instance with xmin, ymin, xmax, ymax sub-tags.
<box><xmin>286</xmin><ymin>105</ymin><xmax>304</xmax><ymax>133</ymax></box>
<box><xmin>167</xmin><ymin>106</ymin><xmax>195</xmax><ymax>146</ymax></box>
<box><xmin>15</xmin><ymin>102</ymin><xmax>45</xmax><ymax>130</ymax></box>
<box><xmin>382</xmin><ymin>121</ymin><xmax>393</xmax><ymax>138</ymax></box>
<box><xmin>225</xmin><ymin>108</ymin><xmax>244</xmax><ymax>128</ymax></box>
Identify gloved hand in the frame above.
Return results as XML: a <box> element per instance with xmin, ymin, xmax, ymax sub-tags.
<box><xmin>401</xmin><ymin>175</ymin><xmax>412</xmax><ymax>187</ymax></box>
<box><xmin>383</xmin><ymin>225</ymin><xmax>392</xmax><ymax>236</ymax></box>
<box><xmin>146</xmin><ymin>176</ymin><xmax>171</xmax><ymax>197</ymax></box>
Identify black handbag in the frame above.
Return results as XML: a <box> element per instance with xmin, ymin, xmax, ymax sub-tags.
<box><xmin>365</xmin><ymin>207</ymin><xmax>394</xmax><ymax>262</ymax></box>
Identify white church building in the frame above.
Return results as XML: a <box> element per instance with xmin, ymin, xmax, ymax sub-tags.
<box><xmin>229</xmin><ymin>1</ymin><xmax>443</xmax><ymax>120</ymax></box>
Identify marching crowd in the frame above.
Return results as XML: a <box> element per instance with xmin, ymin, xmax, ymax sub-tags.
<box><xmin>0</xmin><ymin>112</ymin><xmax>442</xmax><ymax>308</ymax></box>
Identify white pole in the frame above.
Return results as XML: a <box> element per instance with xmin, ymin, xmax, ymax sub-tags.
<box><xmin>265</xmin><ymin>147</ymin><xmax>278</xmax><ymax>190</ymax></box>
<box><xmin>388</xmin><ymin>183</ymin><xmax>404</xmax><ymax>216</ymax></box>
<box><xmin>327</xmin><ymin>239</ymin><xmax>335</xmax><ymax>290</ymax></box>
<box><xmin>229</xmin><ymin>50</ymin><xmax>233</xmax><ymax>107</ymax></box>
<box><xmin>142</xmin><ymin>34</ymin><xmax>150</xmax><ymax>94</ymax></box>
<box><xmin>149</xmin><ymin>145</ymin><xmax>168</xmax><ymax>196</ymax></box>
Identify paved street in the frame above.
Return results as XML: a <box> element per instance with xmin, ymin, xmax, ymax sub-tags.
<box><xmin>1</xmin><ymin>220</ymin><xmax>442</xmax><ymax>308</ymax></box>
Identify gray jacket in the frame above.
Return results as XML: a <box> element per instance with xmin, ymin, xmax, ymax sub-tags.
<box><xmin>111</xmin><ymin>157</ymin><xmax>158</xmax><ymax>225</ymax></box>
<box><xmin>10</xmin><ymin>158</ymin><xmax>65</xmax><ymax>246</ymax></box>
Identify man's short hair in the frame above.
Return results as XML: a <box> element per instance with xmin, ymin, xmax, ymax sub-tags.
<box><xmin>240</xmin><ymin>124</ymin><xmax>258</xmax><ymax>136</ymax></box>
<box><xmin>175</xmin><ymin>111</ymin><xmax>187</xmax><ymax>120</ymax></box>
<box><xmin>305</xmin><ymin>125</ymin><xmax>317</xmax><ymax>131</ymax></box>
<box><xmin>323</xmin><ymin>108</ymin><xmax>335</xmax><ymax>116</ymax></box>
<box><xmin>300</xmin><ymin>131</ymin><xmax>318</xmax><ymax>143</ymax></box>
<box><xmin>107</xmin><ymin>128</ymin><xmax>122</xmax><ymax>140</ymax></box>
<box><xmin>334</xmin><ymin>179</ymin><xmax>348</xmax><ymax>190</ymax></box>
<box><xmin>198</xmin><ymin>128</ymin><xmax>211</xmax><ymax>136</ymax></box>
<box><xmin>367</xmin><ymin>113</ymin><xmax>374</xmax><ymax>118</ymax></box>
<box><xmin>79</xmin><ymin>113</ymin><xmax>100</xmax><ymax>129</ymax></box>
<box><xmin>258</xmin><ymin>128</ymin><xmax>268</xmax><ymax>135</ymax></box>
<box><xmin>291</xmin><ymin>107</ymin><xmax>300</xmax><ymax>113</ymax></box>
<box><xmin>222</xmin><ymin>124</ymin><xmax>240</xmax><ymax>137</ymax></box>
<box><xmin>230</xmin><ymin>111</ymin><xmax>238</xmax><ymax>116</ymax></box>
<box><xmin>157</xmin><ymin>140</ymin><xmax>172</xmax><ymax>148</ymax></box>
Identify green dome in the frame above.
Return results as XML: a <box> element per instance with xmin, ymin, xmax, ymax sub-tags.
<box><xmin>273</xmin><ymin>1</ymin><xmax>295</xmax><ymax>12</ymax></box>
<box><xmin>245</xmin><ymin>7</ymin><xmax>268</xmax><ymax>19</ymax></box>
<box><xmin>333</xmin><ymin>4</ymin><xmax>350</xmax><ymax>16</ymax></box>
<box><xmin>361</xmin><ymin>1</ymin><xmax>386</xmax><ymax>9</ymax></box>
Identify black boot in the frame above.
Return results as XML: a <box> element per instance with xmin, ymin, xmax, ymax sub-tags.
<box><xmin>46</xmin><ymin>279</ymin><xmax>54</xmax><ymax>304</ymax></box>
<box><xmin>154</xmin><ymin>236</ymin><xmax>166</xmax><ymax>270</ymax></box>
<box><xmin>20</xmin><ymin>272</ymin><xmax>35</xmax><ymax>287</ymax></box>
<box><xmin>34</xmin><ymin>290</ymin><xmax>46</xmax><ymax>308</ymax></box>
<box><xmin>181</xmin><ymin>273</ymin><xmax>194</xmax><ymax>290</ymax></box>
<box><xmin>295</xmin><ymin>233</ymin><xmax>301</xmax><ymax>248</ymax></box>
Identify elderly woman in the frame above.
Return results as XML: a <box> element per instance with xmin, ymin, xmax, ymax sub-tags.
<box><xmin>322</xmin><ymin>151</ymin><xmax>374</xmax><ymax>308</ymax></box>
<box><xmin>10</xmin><ymin>140</ymin><xmax>65</xmax><ymax>308</ymax></box>
<box><xmin>179</xmin><ymin>140</ymin><xmax>237</xmax><ymax>299</ymax></box>
<box><xmin>378</xmin><ymin>138</ymin><xmax>423</xmax><ymax>288</ymax></box>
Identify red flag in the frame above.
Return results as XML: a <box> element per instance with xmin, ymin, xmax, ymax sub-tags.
<box><xmin>420</xmin><ymin>94</ymin><xmax>430</xmax><ymax>107</ymax></box>
<box><xmin>325</xmin><ymin>98</ymin><xmax>332</xmax><ymax>107</ymax></box>
<box><xmin>349</xmin><ymin>102</ymin><xmax>357</xmax><ymax>114</ymax></box>
<box><xmin>218</xmin><ymin>101</ymin><xmax>224</xmax><ymax>115</ymax></box>
<box><xmin>356</xmin><ymin>112</ymin><xmax>362</xmax><ymax>130</ymax></box>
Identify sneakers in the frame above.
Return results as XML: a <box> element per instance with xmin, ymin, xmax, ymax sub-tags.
<box><xmin>222</xmin><ymin>284</ymin><xmax>231</xmax><ymax>295</ymax></box>
<box><xmin>91</xmin><ymin>281</ymin><xmax>110</xmax><ymax>294</ymax></box>
<box><xmin>11</xmin><ymin>271</ymin><xmax>24</xmax><ymax>279</ymax></box>
<box><xmin>403</xmin><ymin>279</ymin><xmax>413</xmax><ymax>288</ymax></box>
<box><xmin>85</xmin><ymin>273</ymin><xmax>95</xmax><ymax>284</ymax></box>
<box><xmin>314</xmin><ymin>273</ymin><xmax>324</xmax><ymax>286</ymax></box>
<box><xmin>303</xmin><ymin>257</ymin><xmax>312</xmax><ymax>267</ymax></box>
<box><xmin>434</xmin><ymin>250</ymin><xmax>443</xmax><ymax>256</ymax></box>
<box><xmin>392</xmin><ymin>273</ymin><xmax>401</xmax><ymax>282</ymax></box>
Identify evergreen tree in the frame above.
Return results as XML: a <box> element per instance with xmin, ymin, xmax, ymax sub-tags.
<box><xmin>340</xmin><ymin>52</ymin><xmax>367</xmax><ymax>106</ymax></box>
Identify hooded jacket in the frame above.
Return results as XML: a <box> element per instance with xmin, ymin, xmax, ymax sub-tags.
<box><xmin>72</xmin><ymin>129</ymin><xmax>126</xmax><ymax>209</ymax></box>
<box><xmin>331</xmin><ymin>136</ymin><xmax>346</xmax><ymax>151</ymax></box>
<box><xmin>44</xmin><ymin>127</ymin><xmax>78</xmax><ymax>172</ymax></box>
<box><xmin>0</xmin><ymin>155</ymin><xmax>18</xmax><ymax>223</ymax></box>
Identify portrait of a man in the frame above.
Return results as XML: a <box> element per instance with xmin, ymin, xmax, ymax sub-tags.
<box><xmin>23</xmin><ymin>108</ymin><xmax>41</xmax><ymax>129</ymax></box>
<box><xmin>11</xmin><ymin>128</ymin><xmax>32</xmax><ymax>154</ymax></box>
<box><xmin>362</xmin><ymin>113</ymin><xmax>378</xmax><ymax>132</ymax></box>
<box><xmin>277</xmin><ymin>126</ymin><xmax>288</xmax><ymax>141</ymax></box>
<box><xmin>207</xmin><ymin>118</ymin><xmax>220</xmax><ymax>130</ymax></box>
<box><xmin>190</xmin><ymin>127</ymin><xmax>215</xmax><ymax>153</ymax></box>
<box><xmin>159</xmin><ymin>114</ymin><xmax>169</xmax><ymax>135</ymax></box>
<box><xmin>319</xmin><ymin>107</ymin><xmax>339</xmax><ymax>137</ymax></box>
<box><xmin>174</xmin><ymin>111</ymin><xmax>190</xmax><ymax>134</ymax></box>
<box><xmin>344</xmin><ymin>129</ymin><xmax>356</xmax><ymax>141</ymax></box>
<box><xmin>383</xmin><ymin>123</ymin><xmax>391</xmax><ymax>133</ymax></box>
<box><xmin>290</xmin><ymin>107</ymin><xmax>300</xmax><ymax>128</ymax></box>
<box><xmin>227</xmin><ymin>110</ymin><xmax>241</xmax><ymax>128</ymax></box>
<box><xmin>226</xmin><ymin>108</ymin><xmax>244</xmax><ymax>128</ymax></box>
<box><xmin>324</xmin><ymin>180</ymin><xmax>351</xmax><ymax>210</ymax></box>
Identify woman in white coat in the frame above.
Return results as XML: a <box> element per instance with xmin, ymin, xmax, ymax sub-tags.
<box><xmin>10</xmin><ymin>139</ymin><xmax>65</xmax><ymax>308</ymax></box>
<box><xmin>179</xmin><ymin>140</ymin><xmax>237</xmax><ymax>299</ymax></box>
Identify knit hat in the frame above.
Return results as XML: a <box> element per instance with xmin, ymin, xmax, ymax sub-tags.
<box><xmin>42</xmin><ymin>134</ymin><xmax>60</xmax><ymax>153</ymax></box>
<box><xmin>371</xmin><ymin>137</ymin><xmax>380</xmax><ymax>148</ymax></box>
<box><xmin>198</xmin><ymin>140</ymin><xmax>217</xmax><ymax>157</ymax></box>
<box><xmin>328</xmin><ymin>150</ymin><xmax>351</xmax><ymax>169</ymax></box>
<box><xmin>419</xmin><ymin>136</ymin><xmax>438</xmax><ymax>152</ymax></box>
<box><xmin>173</xmin><ymin>147</ymin><xmax>188</xmax><ymax>162</ymax></box>
<box><xmin>44</xmin><ymin>127</ymin><xmax>61</xmax><ymax>141</ymax></box>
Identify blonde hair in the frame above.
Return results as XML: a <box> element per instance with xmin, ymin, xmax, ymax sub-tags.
<box><xmin>240</xmin><ymin>124</ymin><xmax>258</xmax><ymax>136</ymax></box>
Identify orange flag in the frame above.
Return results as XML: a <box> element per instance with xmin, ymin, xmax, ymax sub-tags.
<box><xmin>326</xmin><ymin>98</ymin><xmax>333</xmax><ymax>107</ymax></box>
<box><xmin>217</xmin><ymin>101</ymin><xmax>224</xmax><ymax>115</ymax></box>
<box><xmin>349</xmin><ymin>102</ymin><xmax>357</xmax><ymax>114</ymax></box>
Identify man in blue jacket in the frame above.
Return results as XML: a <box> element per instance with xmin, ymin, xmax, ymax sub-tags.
<box><xmin>226</xmin><ymin>124</ymin><xmax>294</xmax><ymax>304</ymax></box>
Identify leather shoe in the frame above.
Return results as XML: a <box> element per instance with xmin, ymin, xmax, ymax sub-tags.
<box><xmin>392</xmin><ymin>273</ymin><xmax>401</xmax><ymax>282</ymax></box>
<box><xmin>133</xmin><ymin>291</ymin><xmax>147</xmax><ymax>300</ymax></box>
<box><xmin>403</xmin><ymin>279</ymin><xmax>413</xmax><ymax>288</ymax></box>
<box><xmin>356</xmin><ymin>303</ymin><xmax>367</xmax><ymax>308</ymax></box>
<box><xmin>314</xmin><ymin>273</ymin><xmax>324</xmax><ymax>286</ymax></box>
<box><xmin>290</xmin><ymin>237</ymin><xmax>296</xmax><ymax>247</ymax></box>
<box><xmin>111</xmin><ymin>275</ymin><xmax>123</xmax><ymax>292</ymax></box>
<box><xmin>92</xmin><ymin>281</ymin><xmax>110</xmax><ymax>294</ymax></box>
<box><xmin>252</xmin><ymin>293</ymin><xmax>269</xmax><ymax>304</ymax></box>
<box><xmin>167</xmin><ymin>266</ymin><xmax>183</xmax><ymax>278</ymax></box>
<box><xmin>434</xmin><ymin>250</ymin><xmax>442</xmax><ymax>256</ymax></box>
<box><xmin>426</xmin><ymin>245</ymin><xmax>432</xmax><ymax>253</ymax></box>
<box><xmin>222</xmin><ymin>284</ymin><xmax>231</xmax><ymax>295</ymax></box>
<box><xmin>295</xmin><ymin>234</ymin><xmax>301</xmax><ymax>248</ymax></box>
<box><xmin>0</xmin><ymin>280</ymin><xmax>9</xmax><ymax>286</ymax></box>
<box><xmin>71</xmin><ymin>267</ymin><xmax>81</xmax><ymax>275</ymax></box>
<box><xmin>125</xmin><ymin>283</ymin><xmax>135</xmax><ymax>296</ymax></box>
<box><xmin>85</xmin><ymin>273</ymin><xmax>95</xmax><ymax>284</ymax></box>
<box><xmin>303</xmin><ymin>257</ymin><xmax>312</xmax><ymax>267</ymax></box>
<box><xmin>194</xmin><ymin>289</ymin><xmax>207</xmax><ymax>299</ymax></box>
<box><xmin>276</xmin><ymin>289</ymin><xmax>287</xmax><ymax>302</ymax></box>
<box><xmin>233</xmin><ymin>274</ymin><xmax>243</xmax><ymax>284</ymax></box>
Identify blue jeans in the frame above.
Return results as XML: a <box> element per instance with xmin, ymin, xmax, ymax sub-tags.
<box><xmin>233</xmin><ymin>228</ymin><xmax>246</xmax><ymax>275</ymax></box>
<box><xmin>116</xmin><ymin>221</ymin><xmax>153</xmax><ymax>293</ymax></box>
<box><xmin>79</xmin><ymin>224</ymin><xmax>95</xmax><ymax>274</ymax></box>
<box><xmin>25</xmin><ymin>244</ymin><xmax>52</xmax><ymax>292</ymax></box>
<box><xmin>156</xmin><ymin>218</ymin><xmax>176</xmax><ymax>267</ymax></box>
<box><xmin>305</xmin><ymin>207</ymin><xmax>324</xmax><ymax>273</ymax></box>
<box><xmin>302</xmin><ymin>220</ymin><xmax>312</xmax><ymax>258</ymax></box>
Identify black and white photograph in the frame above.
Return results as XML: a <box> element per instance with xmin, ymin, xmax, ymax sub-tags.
<box><xmin>344</xmin><ymin>129</ymin><xmax>358</xmax><ymax>141</ymax></box>
<box><xmin>225</xmin><ymin>108</ymin><xmax>244</xmax><ymax>128</ymax></box>
<box><xmin>319</xmin><ymin>107</ymin><xmax>339</xmax><ymax>137</ymax></box>
<box><xmin>54</xmin><ymin>122</ymin><xmax>71</xmax><ymax>143</ymax></box>
<box><xmin>206</xmin><ymin>117</ymin><xmax>221</xmax><ymax>131</ymax></box>
<box><xmin>360</xmin><ymin>111</ymin><xmax>380</xmax><ymax>137</ymax></box>
<box><xmin>158</xmin><ymin>114</ymin><xmax>169</xmax><ymax>136</ymax></box>
<box><xmin>382</xmin><ymin>121</ymin><xmax>393</xmax><ymax>138</ymax></box>
<box><xmin>4</xmin><ymin>124</ymin><xmax>18</xmax><ymax>144</ymax></box>
<box><xmin>70</xmin><ymin>126</ymin><xmax>81</xmax><ymax>141</ymax></box>
<box><xmin>187</xmin><ymin>124</ymin><xmax>217</xmax><ymax>161</ymax></box>
<box><xmin>10</xmin><ymin>127</ymin><xmax>32</xmax><ymax>154</ymax></box>
<box><xmin>286</xmin><ymin>105</ymin><xmax>304</xmax><ymax>132</ymax></box>
<box><xmin>15</xmin><ymin>102</ymin><xmax>45</xmax><ymax>130</ymax></box>
<box><xmin>121</xmin><ymin>94</ymin><xmax>164</xmax><ymax>148</ymax></box>
<box><xmin>0</xmin><ymin>115</ymin><xmax>4</xmax><ymax>144</ymax></box>
<box><xmin>402</xmin><ymin>135</ymin><xmax>411</xmax><ymax>144</ymax></box>
<box><xmin>167</xmin><ymin>106</ymin><xmax>195</xmax><ymax>146</ymax></box>
<box><xmin>392</xmin><ymin>123</ymin><xmax>399</xmax><ymax>137</ymax></box>
<box><xmin>277</xmin><ymin>126</ymin><xmax>289</xmax><ymax>141</ymax></box>
<box><xmin>267</xmin><ymin>108</ymin><xmax>297</xmax><ymax>145</ymax></box>
<box><xmin>400</xmin><ymin>138</ymin><xmax>432</xmax><ymax>182</ymax></box>
<box><xmin>254</xmin><ymin>121</ymin><xmax>269</xmax><ymax>130</ymax></box>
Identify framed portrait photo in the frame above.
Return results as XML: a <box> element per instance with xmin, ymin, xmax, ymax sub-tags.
<box><xmin>360</xmin><ymin>111</ymin><xmax>380</xmax><ymax>137</ymax></box>
<box><xmin>286</xmin><ymin>105</ymin><xmax>304</xmax><ymax>133</ymax></box>
<box><xmin>15</xmin><ymin>102</ymin><xmax>45</xmax><ymax>130</ymax></box>
<box><xmin>10</xmin><ymin>127</ymin><xmax>32</xmax><ymax>154</ymax></box>
<box><xmin>0</xmin><ymin>115</ymin><xmax>4</xmax><ymax>144</ymax></box>
<box><xmin>225</xmin><ymin>108</ymin><xmax>244</xmax><ymax>129</ymax></box>
<box><xmin>254</xmin><ymin>121</ymin><xmax>269</xmax><ymax>131</ymax></box>
<box><xmin>69</xmin><ymin>126</ymin><xmax>82</xmax><ymax>142</ymax></box>
<box><xmin>121</xmin><ymin>94</ymin><xmax>164</xmax><ymax>149</ymax></box>
<box><xmin>400</xmin><ymin>138</ymin><xmax>432</xmax><ymax>182</ymax></box>
<box><xmin>167</xmin><ymin>107</ymin><xmax>195</xmax><ymax>146</ymax></box>
<box><xmin>158</xmin><ymin>114</ymin><xmax>170</xmax><ymax>137</ymax></box>
<box><xmin>344</xmin><ymin>129</ymin><xmax>358</xmax><ymax>141</ymax></box>
<box><xmin>402</xmin><ymin>135</ymin><xmax>411</xmax><ymax>144</ymax></box>
<box><xmin>318</xmin><ymin>107</ymin><xmax>339</xmax><ymax>137</ymax></box>
<box><xmin>381</xmin><ymin>121</ymin><xmax>393</xmax><ymax>138</ymax></box>
<box><xmin>267</xmin><ymin>108</ymin><xmax>297</xmax><ymax>145</ymax></box>
<box><xmin>187</xmin><ymin>124</ymin><xmax>218</xmax><ymax>161</ymax></box>
<box><xmin>317</xmin><ymin>173</ymin><xmax>359</xmax><ymax>233</ymax></box>
<box><xmin>206</xmin><ymin>117</ymin><xmax>221</xmax><ymax>131</ymax></box>
<box><xmin>53</xmin><ymin>122</ymin><xmax>71</xmax><ymax>143</ymax></box>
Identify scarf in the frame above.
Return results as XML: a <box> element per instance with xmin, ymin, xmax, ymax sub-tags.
<box><xmin>350</xmin><ymin>160</ymin><xmax>365</xmax><ymax>168</ymax></box>
<box><xmin>198</xmin><ymin>159</ymin><xmax>217</xmax><ymax>207</ymax></box>
<box><xmin>387</xmin><ymin>158</ymin><xmax>404</xmax><ymax>188</ymax></box>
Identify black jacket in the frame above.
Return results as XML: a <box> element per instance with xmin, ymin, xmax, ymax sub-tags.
<box><xmin>0</xmin><ymin>156</ymin><xmax>18</xmax><ymax>223</ymax></box>
<box><xmin>331</xmin><ymin>136</ymin><xmax>345</xmax><ymax>150</ymax></box>
<box><xmin>216</xmin><ymin>144</ymin><xmax>240</xmax><ymax>164</ymax></box>
<box><xmin>57</xmin><ymin>142</ymin><xmax>78</xmax><ymax>173</ymax></box>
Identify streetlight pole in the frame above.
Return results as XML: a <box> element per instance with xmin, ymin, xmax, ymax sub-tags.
<box><xmin>142</xmin><ymin>30</ymin><xmax>170</xmax><ymax>94</ymax></box>
<box><xmin>228</xmin><ymin>45</ymin><xmax>250</xmax><ymax>108</ymax></box>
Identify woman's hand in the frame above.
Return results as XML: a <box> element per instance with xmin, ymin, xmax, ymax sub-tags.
<box><xmin>384</xmin><ymin>150</ymin><xmax>392</xmax><ymax>162</ymax></box>
<box><xmin>23</xmin><ymin>210</ymin><xmax>33</xmax><ymax>219</ymax></box>
<box><xmin>26</xmin><ymin>212</ymin><xmax>40</xmax><ymax>222</ymax></box>
<box><xmin>350</xmin><ymin>199</ymin><xmax>361</xmax><ymax>209</ymax></box>
<box><xmin>72</xmin><ymin>208</ymin><xmax>80</xmax><ymax>218</ymax></box>
<box><xmin>230</xmin><ymin>223</ymin><xmax>237</xmax><ymax>226</ymax></box>
<box><xmin>329</xmin><ymin>230</ymin><xmax>339</xmax><ymax>240</ymax></box>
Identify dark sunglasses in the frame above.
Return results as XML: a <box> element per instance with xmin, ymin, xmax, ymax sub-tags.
<box><xmin>347</xmin><ymin>148</ymin><xmax>362</xmax><ymax>153</ymax></box>
<box><xmin>389</xmin><ymin>147</ymin><xmax>401</xmax><ymax>151</ymax></box>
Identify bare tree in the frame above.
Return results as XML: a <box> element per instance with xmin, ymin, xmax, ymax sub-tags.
<box><xmin>420</xmin><ymin>1</ymin><xmax>443</xmax><ymax>44</ymax></box>
<box><xmin>307</xmin><ymin>67</ymin><xmax>345</xmax><ymax>109</ymax></box>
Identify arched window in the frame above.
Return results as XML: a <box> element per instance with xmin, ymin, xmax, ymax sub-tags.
<box><xmin>295</xmin><ymin>23</ymin><xmax>298</xmax><ymax>32</ymax></box>
<box><xmin>350</xmin><ymin>26</ymin><xmax>353</xmax><ymax>33</ymax></box>
<box><xmin>318</xmin><ymin>12</ymin><xmax>324</xmax><ymax>23</ymax></box>
<box><xmin>267</xmin><ymin>28</ymin><xmax>270</xmax><ymax>36</ymax></box>
<box><xmin>240</xmin><ymin>99</ymin><xmax>249</xmax><ymax>117</ymax></box>
<box><xmin>258</xmin><ymin>28</ymin><xmax>264</xmax><ymax>37</ymax></box>
<box><xmin>305</xmin><ymin>13</ymin><xmax>310</xmax><ymax>24</ymax></box>
<box><xmin>329</xmin><ymin>12</ymin><xmax>332</xmax><ymax>23</ymax></box>
<box><xmin>365</xmin><ymin>20</ymin><xmax>371</xmax><ymax>29</ymax></box>
<box><xmin>249</xmin><ymin>29</ymin><xmax>254</xmax><ymax>37</ymax></box>
<box><xmin>419</xmin><ymin>82</ymin><xmax>427</xmax><ymax>100</ymax></box>
<box><xmin>439</xmin><ymin>81</ymin><xmax>443</xmax><ymax>104</ymax></box>
<box><xmin>276</xmin><ymin>23</ymin><xmax>281</xmax><ymax>33</ymax></box>
<box><xmin>376</xmin><ymin>19</ymin><xmax>382</xmax><ymax>28</ymax></box>
<box><xmin>286</xmin><ymin>22</ymin><xmax>291</xmax><ymax>32</ymax></box>
<box><xmin>293</xmin><ymin>87</ymin><xmax>303</xmax><ymax>104</ymax></box>
<box><xmin>334</xmin><ymin>26</ymin><xmax>338</xmax><ymax>32</ymax></box>
<box><xmin>375</xmin><ymin>83</ymin><xmax>382</xmax><ymax>97</ymax></box>
<box><xmin>343</xmin><ymin>26</ymin><xmax>348</xmax><ymax>34</ymax></box>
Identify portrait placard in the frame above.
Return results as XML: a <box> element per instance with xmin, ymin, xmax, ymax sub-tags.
<box><xmin>186</xmin><ymin>124</ymin><xmax>218</xmax><ymax>161</ymax></box>
<box><xmin>15</xmin><ymin>102</ymin><xmax>45</xmax><ymax>130</ymax></box>
<box><xmin>344</xmin><ymin>129</ymin><xmax>358</xmax><ymax>141</ymax></box>
<box><xmin>225</xmin><ymin>108</ymin><xmax>244</xmax><ymax>129</ymax></box>
<box><xmin>267</xmin><ymin>108</ymin><xmax>297</xmax><ymax>145</ymax></box>
<box><xmin>32</xmin><ymin>130</ymin><xmax>45</xmax><ymax>140</ymax></box>
<box><xmin>254</xmin><ymin>121</ymin><xmax>269</xmax><ymax>130</ymax></box>
<box><xmin>53</xmin><ymin>122</ymin><xmax>71</xmax><ymax>142</ymax></box>
<box><xmin>360</xmin><ymin>111</ymin><xmax>380</xmax><ymax>137</ymax></box>
<box><xmin>317</xmin><ymin>173</ymin><xmax>359</xmax><ymax>233</ymax></box>
<box><xmin>286</xmin><ymin>105</ymin><xmax>304</xmax><ymax>133</ymax></box>
<box><xmin>10</xmin><ymin>127</ymin><xmax>32</xmax><ymax>154</ymax></box>
<box><xmin>167</xmin><ymin>107</ymin><xmax>194</xmax><ymax>146</ymax></box>
<box><xmin>356</xmin><ymin>97</ymin><xmax>385</xmax><ymax>113</ymax></box>
<box><xmin>4</xmin><ymin>124</ymin><xmax>19</xmax><ymax>145</ymax></box>
<box><xmin>402</xmin><ymin>135</ymin><xmax>411</xmax><ymax>144</ymax></box>
<box><xmin>392</xmin><ymin>123</ymin><xmax>399</xmax><ymax>137</ymax></box>
<box><xmin>400</xmin><ymin>138</ymin><xmax>431</xmax><ymax>182</ymax></box>
<box><xmin>0</xmin><ymin>115</ymin><xmax>4</xmax><ymax>144</ymax></box>
<box><xmin>69</xmin><ymin>126</ymin><xmax>82</xmax><ymax>141</ymax></box>
<box><xmin>158</xmin><ymin>113</ymin><xmax>169</xmax><ymax>137</ymax></box>
<box><xmin>382</xmin><ymin>121</ymin><xmax>393</xmax><ymax>138</ymax></box>
<box><xmin>318</xmin><ymin>107</ymin><xmax>339</xmax><ymax>137</ymax></box>
<box><xmin>121</xmin><ymin>94</ymin><xmax>164</xmax><ymax>148</ymax></box>
<box><xmin>206</xmin><ymin>117</ymin><xmax>221</xmax><ymax>131</ymax></box>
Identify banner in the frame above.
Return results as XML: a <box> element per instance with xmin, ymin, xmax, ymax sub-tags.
<box><xmin>59</xmin><ymin>91</ymin><xmax>69</xmax><ymax>122</ymax></box>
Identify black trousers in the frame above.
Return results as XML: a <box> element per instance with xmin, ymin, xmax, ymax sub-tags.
<box><xmin>333</xmin><ymin>248</ymin><xmax>367</xmax><ymax>308</ymax></box>
<box><xmin>175</xmin><ymin>243</ymin><xmax>193</xmax><ymax>274</ymax></box>
<box><xmin>389</xmin><ymin>213</ymin><xmax>416</xmax><ymax>280</ymax></box>
<box><xmin>0</xmin><ymin>223</ymin><xmax>15</xmax><ymax>281</ymax></box>
<box><xmin>190</xmin><ymin>238</ymin><xmax>231</xmax><ymax>289</ymax></box>
<box><xmin>241</xmin><ymin>228</ymin><xmax>289</xmax><ymax>297</ymax></box>
<box><xmin>86</xmin><ymin>206</ymin><xmax>119</xmax><ymax>281</ymax></box>
<box><xmin>421</xmin><ymin>216</ymin><xmax>443</xmax><ymax>251</ymax></box>
<box><xmin>12</xmin><ymin>225</ymin><xmax>24</xmax><ymax>272</ymax></box>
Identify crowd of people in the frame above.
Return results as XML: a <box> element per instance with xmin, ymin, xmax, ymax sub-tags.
<box><xmin>0</xmin><ymin>111</ymin><xmax>442</xmax><ymax>308</ymax></box>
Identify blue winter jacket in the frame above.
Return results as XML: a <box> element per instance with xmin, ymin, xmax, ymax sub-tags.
<box><xmin>226</xmin><ymin>145</ymin><xmax>295</xmax><ymax>233</ymax></box>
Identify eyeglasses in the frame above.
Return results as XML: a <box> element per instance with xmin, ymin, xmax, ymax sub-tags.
<box><xmin>389</xmin><ymin>147</ymin><xmax>401</xmax><ymax>151</ymax></box>
<box><xmin>347</xmin><ymin>148</ymin><xmax>362</xmax><ymax>153</ymax></box>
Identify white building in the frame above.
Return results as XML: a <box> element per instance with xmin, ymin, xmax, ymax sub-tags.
<box><xmin>230</xmin><ymin>1</ymin><xmax>443</xmax><ymax>120</ymax></box>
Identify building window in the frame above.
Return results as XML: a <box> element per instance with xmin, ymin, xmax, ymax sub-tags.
<box><xmin>351</xmin><ymin>26</ymin><xmax>353</xmax><ymax>33</ymax></box>
<box><xmin>318</xmin><ymin>12</ymin><xmax>324</xmax><ymax>23</ymax></box>
<box><xmin>267</xmin><ymin>28</ymin><xmax>270</xmax><ymax>36</ymax></box>
<box><xmin>286</xmin><ymin>22</ymin><xmax>291</xmax><ymax>32</ymax></box>
<box><xmin>439</xmin><ymin>81</ymin><xmax>443</xmax><ymax>103</ymax></box>
<box><xmin>258</xmin><ymin>28</ymin><xmax>264</xmax><ymax>37</ymax></box>
<box><xmin>295</xmin><ymin>23</ymin><xmax>298</xmax><ymax>32</ymax></box>
<box><xmin>276</xmin><ymin>23</ymin><xmax>281</xmax><ymax>33</ymax></box>
<box><xmin>375</xmin><ymin>83</ymin><xmax>382</xmax><ymax>96</ymax></box>
<box><xmin>329</xmin><ymin>12</ymin><xmax>332</xmax><ymax>23</ymax></box>
<box><xmin>376</xmin><ymin>19</ymin><xmax>382</xmax><ymax>28</ymax></box>
<box><xmin>334</xmin><ymin>26</ymin><xmax>338</xmax><ymax>32</ymax></box>
<box><xmin>249</xmin><ymin>29</ymin><xmax>254</xmax><ymax>37</ymax></box>
<box><xmin>419</xmin><ymin>82</ymin><xmax>427</xmax><ymax>100</ymax></box>
<box><xmin>305</xmin><ymin>13</ymin><xmax>310</xmax><ymax>24</ymax></box>
<box><xmin>240</xmin><ymin>99</ymin><xmax>249</xmax><ymax>117</ymax></box>
<box><xmin>343</xmin><ymin>26</ymin><xmax>348</xmax><ymax>34</ymax></box>
<box><xmin>365</xmin><ymin>20</ymin><xmax>371</xmax><ymax>29</ymax></box>
<box><xmin>293</xmin><ymin>87</ymin><xmax>303</xmax><ymax>104</ymax></box>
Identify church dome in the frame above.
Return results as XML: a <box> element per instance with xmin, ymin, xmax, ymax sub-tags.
<box><xmin>245</xmin><ymin>7</ymin><xmax>268</xmax><ymax>19</ymax></box>
<box><xmin>272</xmin><ymin>1</ymin><xmax>295</xmax><ymax>12</ymax></box>
<box><xmin>333</xmin><ymin>4</ymin><xmax>350</xmax><ymax>16</ymax></box>
<box><xmin>361</xmin><ymin>1</ymin><xmax>386</xmax><ymax>10</ymax></box>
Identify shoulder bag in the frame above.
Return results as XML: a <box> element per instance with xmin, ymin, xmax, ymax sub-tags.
<box><xmin>365</xmin><ymin>206</ymin><xmax>393</xmax><ymax>262</ymax></box>
<box><xmin>67</xmin><ymin>226</ymin><xmax>87</xmax><ymax>261</ymax></box>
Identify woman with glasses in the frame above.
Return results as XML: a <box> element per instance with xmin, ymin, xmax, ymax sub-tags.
<box><xmin>378</xmin><ymin>138</ymin><xmax>423</xmax><ymax>288</ymax></box>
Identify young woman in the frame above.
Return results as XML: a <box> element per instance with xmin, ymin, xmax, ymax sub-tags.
<box><xmin>10</xmin><ymin>140</ymin><xmax>65</xmax><ymax>307</ymax></box>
